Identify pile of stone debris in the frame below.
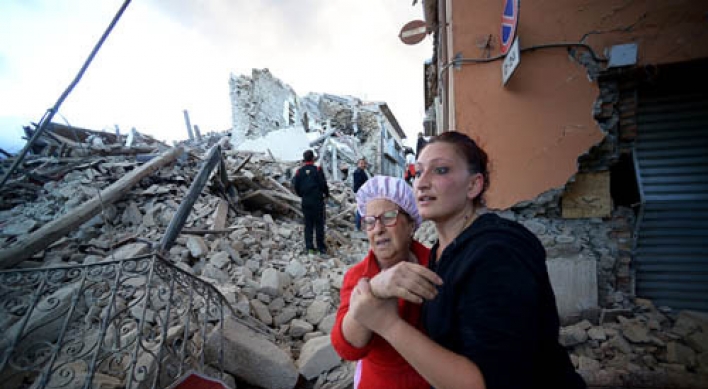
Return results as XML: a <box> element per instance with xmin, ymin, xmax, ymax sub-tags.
<box><xmin>0</xmin><ymin>127</ymin><xmax>706</xmax><ymax>389</ymax></box>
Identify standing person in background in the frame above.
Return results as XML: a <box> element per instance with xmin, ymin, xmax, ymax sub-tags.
<box><xmin>293</xmin><ymin>150</ymin><xmax>330</xmax><ymax>255</ymax></box>
<box><xmin>348</xmin><ymin>132</ymin><xmax>586</xmax><ymax>389</ymax></box>
<box><xmin>340</xmin><ymin>163</ymin><xmax>350</xmax><ymax>182</ymax></box>
<box><xmin>415</xmin><ymin>132</ymin><xmax>427</xmax><ymax>159</ymax></box>
<box><xmin>352</xmin><ymin>158</ymin><xmax>369</xmax><ymax>231</ymax></box>
<box><xmin>404</xmin><ymin>152</ymin><xmax>416</xmax><ymax>185</ymax></box>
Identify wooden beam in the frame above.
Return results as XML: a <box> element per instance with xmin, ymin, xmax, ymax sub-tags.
<box><xmin>181</xmin><ymin>228</ymin><xmax>236</xmax><ymax>236</ymax></box>
<box><xmin>0</xmin><ymin>146</ymin><xmax>183</xmax><ymax>269</ymax></box>
<box><xmin>241</xmin><ymin>190</ymin><xmax>303</xmax><ymax>218</ymax></box>
<box><xmin>159</xmin><ymin>144</ymin><xmax>222</xmax><ymax>252</ymax></box>
<box><xmin>266</xmin><ymin>176</ymin><xmax>294</xmax><ymax>196</ymax></box>
<box><xmin>211</xmin><ymin>199</ymin><xmax>229</xmax><ymax>230</ymax></box>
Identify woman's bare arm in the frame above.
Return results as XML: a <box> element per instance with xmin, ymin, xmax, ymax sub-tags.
<box><xmin>350</xmin><ymin>279</ymin><xmax>486</xmax><ymax>389</ymax></box>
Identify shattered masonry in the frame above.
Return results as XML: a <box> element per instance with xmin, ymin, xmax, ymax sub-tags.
<box><xmin>229</xmin><ymin>68</ymin><xmax>409</xmax><ymax>182</ymax></box>
<box><xmin>1</xmin><ymin>70</ymin><xmax>706</xmax><ymax>388</ymax></box>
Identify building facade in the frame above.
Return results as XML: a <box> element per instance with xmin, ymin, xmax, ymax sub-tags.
<box><xmin>421</xmin><ymin>0</ymin><xmax>708</xmax><ymax>312</ymax></box>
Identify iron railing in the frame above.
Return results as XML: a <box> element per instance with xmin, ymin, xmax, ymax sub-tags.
<box><xmin>0</xmin><ymin>253</ymin><xmax>230</xmax><ymax>389</ymax></box>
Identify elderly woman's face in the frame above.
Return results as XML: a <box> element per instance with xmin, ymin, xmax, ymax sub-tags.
<box><xmin>364</xmin><ymin>199</ymin><xmax>414</xmax><ymax>269</ymax></box>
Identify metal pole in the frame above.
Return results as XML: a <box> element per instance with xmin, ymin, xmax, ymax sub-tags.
<box><xmin>183</xmin><ymin>109</ymin><xmax>195</xmax><ymax>141</ymax></box>
<box><xmin>0</xmin><ymin>0</ymin><xmax>133</xmax><ymax>189</ymax></box>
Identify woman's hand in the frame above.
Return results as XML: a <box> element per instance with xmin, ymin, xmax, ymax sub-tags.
<box><xmin>349</xmin><ymin>279</ymin><xmax>400</xmax><ymax>334</ymax></box>
<box><xmin>370</xmin><ymin>262</ymin><xmax>442</xmax><ymax>303</ymax></box>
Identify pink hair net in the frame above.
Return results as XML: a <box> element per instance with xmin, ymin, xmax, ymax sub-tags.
<box><xmin>356</xmin><ymin>175</ymin><xmax>422</xmax><ymax>230</ymax></box>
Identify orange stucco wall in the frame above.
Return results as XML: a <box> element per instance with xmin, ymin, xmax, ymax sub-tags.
<box><xmin>447</xmin><ymin>0</ymin><xmax>708</xmax><ymax>209</ymax></box>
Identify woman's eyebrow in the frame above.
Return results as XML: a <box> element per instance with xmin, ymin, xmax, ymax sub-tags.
<box><xmin>416</xmin><ymin>158</ymin><xmax>453</xmax><ymax>166</ymax></box>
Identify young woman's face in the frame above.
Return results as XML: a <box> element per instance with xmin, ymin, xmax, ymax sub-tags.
<box><xmin>414</xmin><ymin>142</ymin><xmax>480</xmax><ymax>222</ymax></box>
<box><xmin>364</xmin><ymin>199</ymin><xmax>414</xmax><ymax>269</ymax></box>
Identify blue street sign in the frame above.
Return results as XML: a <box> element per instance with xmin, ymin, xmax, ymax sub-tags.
<box><xmin>500</xmin><ymin>0</ymin><xmax>520</xmax><ymax>55</ymax></box>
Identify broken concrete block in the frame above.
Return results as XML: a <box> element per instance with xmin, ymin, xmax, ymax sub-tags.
<box><xmin>305</xmin><ymin>300</ymin><xmax>329</xmax><ymax>326</ymax></box>
<box><xmin>297</xmin><ymin>335</ymin><xmax>340</xmax><ymax>380</ymax></box>
<box><xmin>312</xmin><ymin>278</ymin><xmax>330</xmax><ymax>295</ymax></box>
<box><xmin>259</xmin><ymin>268</ymin><xmax>281</xmax><ymax>296</ymax></box>
<box><xmin>667</xmin><ymin>342</ymin><xmax>697</xmax><ymax>367</ymax></box>
<box><xmin>578</xmin><ymin>356</ymin><xmax>601</xmax><ymax>371</ymax></box>
<box><xmin>110</xmin><ymin>242</ymin><xmax>150</xmax><ymax>260</ymax></box>
<box><xmin>186</xmin><ymin>236</ymin><xmax>208</xmax><ymax>258</ymax></box>
<box><xmin>122</xmin><ymin>202</ymin><xmax>143</xmax><ymax>226</ymax></box>
<box><xmin>210</xmin><ymin>251</ymin><xmax>231</xmax><ymax>269</ymax></box>
<box><xmin>559</xmin><ymin>325</ymin><xmax>588</xmax><ymax>347</ymax></box>
<box><xmin>1</xmin><ymin>219</ymin><xmax>38</xmax><ymax>236</ymax></box>
<box><xmin>285</xmin><ymin>260</ymin><xmax>307</xmax><ymax>278</ymax></box>
<box><xmin>318</xmin><ymin>313</ymin><xmax>337</xmax><ymax>334</ymax></box>
<box><xmin>289</xmin><ymin>319</ymin><xmax>314</xmax><ymax>338</ymax></box>
<box><xmin>622</xmin><ymin>322</ymin><xmax>651</xmax><ymax>344</ymax></box>
<box><xmin>250</xmin><ymin>299</ymin><xmax>273</xmax><ymax>325</ymax></box>
<box><xmin>201</xmin><ymin>263</ymin><xmax>230</xmax><ymax>284</ymax></box>
<box><xmin>206</xmin><ymin>317</ymin><xmax>298</xmax><ymax>389</ymax></box>
<box><xmin>274</xmin><ymin>307</ymin><xmax>298</xmax><ymax>326</ymax></box>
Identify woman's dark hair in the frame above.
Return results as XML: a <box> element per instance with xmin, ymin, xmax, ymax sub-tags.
<box><xmin>425</xmin><ymin>131</ymin><xmax>490</xmax><ymax>207</ymax></box>
<box><xmin>303</xmin><ymin>149</ymin><xmax>315</xmax><ymax>162</ymax></box>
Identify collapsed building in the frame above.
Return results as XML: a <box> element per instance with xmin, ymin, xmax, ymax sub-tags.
<box><xmin>1</xmin><ymin>120</ymin><xmax>706</xmax><ymax>389</ymax></box>
<box><xmin>229</xmin><ymin>69</ymin><xmax>409</xmax><ymax>181</ymax></box>
<box><xmin>1</xmin><ymin>70</ymin><xmax>706</xmax><ymax>387</ymax></box>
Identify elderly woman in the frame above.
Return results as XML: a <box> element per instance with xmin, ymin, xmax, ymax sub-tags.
<box><xmin>330</xmin><ymin>176</ymin><xmax>442</xmax><ymax>389</ymax></box>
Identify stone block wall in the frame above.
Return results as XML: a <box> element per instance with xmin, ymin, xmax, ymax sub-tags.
<box><xmin>510</xmin><ymin>189</ymin><xmax>636</xmax><ymax>313</ymax></box>
<box><xmin>230</xmin><ymin>69</ymin><xmax>301</xmax><ymax>147</ymax></box>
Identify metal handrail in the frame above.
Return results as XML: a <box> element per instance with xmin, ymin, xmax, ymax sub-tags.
<box><xmin>0</xmin><ymin>253</ymin><xmax>230</xmax><ymax>389</ymax></box>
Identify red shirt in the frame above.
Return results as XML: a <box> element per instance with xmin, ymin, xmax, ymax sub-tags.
<box><xmin>331</xmin><ymin>241</ymin><xmax>431</xmax><ymax>389</ymax></box>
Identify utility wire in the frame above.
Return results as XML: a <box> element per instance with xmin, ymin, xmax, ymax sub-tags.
<box><xmin>0</xmin><ymin>0</ymin><xmax>133</xmax><ymax>189</ymax></box>
<box><xmin>437</xmin><ymin>41</ymin><xmax>608</xmax><ymax>87</ymax></box>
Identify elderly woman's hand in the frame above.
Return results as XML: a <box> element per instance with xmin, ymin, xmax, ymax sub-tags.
<box><xmin>370</xmin><ymin>262</ymin><xmax>443</xmax><ymax>303</ymax></box>
<box><xmin>350</xmin><ymin>278</ymin><xmax>400</xmax><ymax>334</ymax></box>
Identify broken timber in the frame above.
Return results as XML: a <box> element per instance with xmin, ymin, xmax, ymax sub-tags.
<box><xmin>0</xmin><ymin>0</ymin><xmax>133</xmax><ymax>189</ymax></box>
<box><xmin>0</xmin><ymin>146</ymin><xmax>183</xmax><ymax>270</ymax></box>
<box><xmin>241</xmin><ymin>190</ymin><xmax>303</xmax><ymax>218</ymax></box>
<box><xmin>160</xmin><ymin>141</ymin><xmax>231</xmax><ymax>252</ymax></box>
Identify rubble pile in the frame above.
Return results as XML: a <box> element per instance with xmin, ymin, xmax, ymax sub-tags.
<box><xmin>0</xmin><ymin>125</ymin><xmax>368</xmax><ymax>389</ymax></box>
<box><xmin>1</xmin><ymin>125</ymin><xmax>706</xmax><ymax>389</ymax></box>
<box><xmin>230</xmin><ymin>69</ymin><xmax>409</xmax><ymax>184</ymax></box>
<box><xmin>563</xmin><ymin>301</ymin><xmax>708</xmax><ymax>387</ymax></box>
<box><xmin>302</xmin><ymin>93</ymin><xmax>385</xmax><ymax>183</ymax></box>
<box><xmin>0</xmin><ymin>122</ymin><xmax>169</xmax><ymax>210</ymax></box>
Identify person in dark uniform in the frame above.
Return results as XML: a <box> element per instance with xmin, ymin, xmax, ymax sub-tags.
<box><xmin>293</xmin><ymin>150</ymin><xmax>330</xmax><ymax>254</ymax></box>
<box><xmin>352</xmin><ymin>158</ymin><xmax>369</xmax><ymax>230</ymax></box>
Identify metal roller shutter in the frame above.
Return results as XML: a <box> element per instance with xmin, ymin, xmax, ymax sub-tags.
<box><xmin>634</xmin><ymin>91</ymin><xmax>708</xmax><ymax>312</ymax></box>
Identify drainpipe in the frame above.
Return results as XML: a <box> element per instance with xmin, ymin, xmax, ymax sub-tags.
<box><xmin>445</xmin><ymin>0</ymin><xmax>455</xmax><ymax>131</ymax></box>
<box><xmin>378</xmin><ymin>116</ymin><xmax>385</xmax><ymax>175</ymax></box>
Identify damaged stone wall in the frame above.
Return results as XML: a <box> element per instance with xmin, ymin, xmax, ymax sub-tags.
<box><xmin>230</xmin><ymin>69</ymin><xmax>302</xmax><ymax>147</ymax></box>
<box><xmin>498</xmin><ymin>189</ymin><xmax>633</xmax><ymax>320</ymax></box>
<box><xmin>488</xmin><ymin>74</ymin><xmax>631</xmax><ymax>321</ymax></box>
<box><xmin>230</xmin><ymin>69</ymin><xmax>408</xmax><ymax>184</ymax></box>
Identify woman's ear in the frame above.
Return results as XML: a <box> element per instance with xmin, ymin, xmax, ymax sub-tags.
<box><xmin>467</xmin><ymin>173</ymin><xmax>484</xmax><ymax>200</ymax></box>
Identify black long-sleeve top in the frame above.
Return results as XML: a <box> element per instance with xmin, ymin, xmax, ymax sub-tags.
<box><xmin>422</xmin><ymin>213</ymin><xmax>586</xmax><ymax>389</ymax></box>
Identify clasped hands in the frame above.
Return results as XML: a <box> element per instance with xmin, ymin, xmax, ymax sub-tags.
<box><xmin>349</xmin><ymin>262</ymin><xmax>442</xmax><ymax>335</ymax></box>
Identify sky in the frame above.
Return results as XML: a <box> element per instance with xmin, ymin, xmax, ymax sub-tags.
<box><xmin>0</xmin><ymin>0</ymin><xmax>432</xmax><ymax>154</ymax></box>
